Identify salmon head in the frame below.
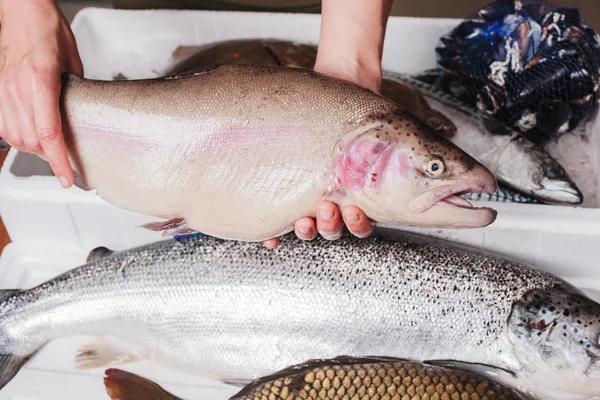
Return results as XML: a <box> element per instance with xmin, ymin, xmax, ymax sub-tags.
<box><xmin>332</xmin><ymin>107</ymin><xmax>498</xmax><ymax>228</ymax></box>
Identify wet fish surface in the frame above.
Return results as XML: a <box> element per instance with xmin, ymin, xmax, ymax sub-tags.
<box><xmin>48</xmin><ymin>64</ymin><xmax>499</xmax><ymax>241</ymax></box>
<box><xmin>0</xmin><ymin>230</ymin><xmax>599</xmax><ymax>399</ymax></box>
<box><xmin>102</xmin><ymin>356</ymin><xmax>533</xmax><ymax>400</ymax></box>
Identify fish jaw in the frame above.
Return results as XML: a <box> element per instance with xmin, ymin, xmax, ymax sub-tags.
<box><xmin>333</xmin><ymin>109</ymin><xmax>498</xmax><ymax>229</ymax></box>
<box><xmin>405</xmin><ymin>166</ymin><xmax>499</xmax><ymax>228</ymax></box>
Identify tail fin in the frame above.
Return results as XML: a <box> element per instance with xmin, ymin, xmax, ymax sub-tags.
<box><xmin>0</xmin><ymin>139</ymin><xmax>8</xmax><ymax>151</ymax></box>
<box><xmin>0</xmin><ymin>290</ymin><xmax>27</xmax><ymax>390</ymax></box>
<box><xmin>104</xmin><ymin>368</ymin><xmax>183</xmax><ymax>400</ymax></box>
<box><xmin>0</xmin><ymin>354</ymin><xmax>30</xmax><ymax>390</ymax></box>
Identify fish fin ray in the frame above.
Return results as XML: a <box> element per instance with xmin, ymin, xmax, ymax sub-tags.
<box><xmin>75</xmin><ymin>337</ymin><xmax>147</xmax><ymax>370</ymax></box>
<box><xmin>139</xmin><ymin>218</ymin><xmax>186</xmax><ymax>234</ymax></box>
<box><xmin>221</xmin><ymin>378</ymin><xmax>252</xmax><ymax>387</ymax></box>
<box><xmin>0</xmin><ymin>139</ymin><xmax>8</xmax><ymax>151</ymax></box>
<box><xmin>0</xmin><ymin>354</ymin><xmax>30</xmax><ymax>390</ymax></box>
<box><xmin>86</xmin><ymin>247</ymin><xmax>115</xmax><ymax>263</ymax></box>
<box><xmin>230</xmin><ymin>356</ymin><xmax>411</xmax><ymax>399</ymax></box>
<box><xmin>162</xmin><ymin>226</ymin><xmax>199</xmax><ymax>238</ymax></box>
<box><xmin>139</xmin><ymin>218</ymin><xmax>202</xmax><ymax>238</ymax></box>
<box><xmin>72</xmin><ymin>171</ymin><xmax>94</xmax><ymax>191</ymax></box>
<box><xmin>104</xmin><ymin>368</ymin><xmax>182</xmax><ymax>400</ymax></box>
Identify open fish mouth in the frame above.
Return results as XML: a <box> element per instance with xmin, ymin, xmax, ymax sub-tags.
<box><xmin>407</xmin><ymin>180</ymin><xmax>498</xmax><ymax>228</ymax></box>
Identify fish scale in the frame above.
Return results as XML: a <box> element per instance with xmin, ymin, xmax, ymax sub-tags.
<box><xmin>2</xmin><ymin>229</ymin><xmax>597</xmax><ymax>399</ymax></box>
<box><xmin>101</xmin><ymin>356</ymin><xmax>532</xmax><ymax>400</ymax></box>
<box><xmin>50</xmin><ymin>64</ymin><xmax>499</xmax><ymax>240</ymax></box>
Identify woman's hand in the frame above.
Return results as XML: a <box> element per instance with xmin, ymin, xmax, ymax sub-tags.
<box><xmin>263</xmin><ymin>0</ymin><xmax>393</xmax><ymax>249</ymax></box>
<box><xmin>0</xmin><ymin>0</ymin><xmax>83</xmax><ymax>188</ymax></box>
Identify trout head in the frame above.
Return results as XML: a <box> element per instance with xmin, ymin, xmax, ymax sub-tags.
<box><xmin>332</xmin><ymin>108</ymin><xmax>498</xmax><ymax>229</ymax></box>
<box><xmin>507</xmin><ymin>286</ymin><xmax>600</xmax><ymax>399</ymax></box>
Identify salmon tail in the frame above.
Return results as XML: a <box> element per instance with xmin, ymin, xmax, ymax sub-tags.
<box><xmin>0</xmin><ymin>290</ymin><xmax>30</xmax><ymax>390</ymax></box>
<box><xmin>104</xmin><ymin>368</ymin><xmax>183</xmax><ymax>400</ymax></box>
<box><xmin>0</xmin><ymin>139</ymin><xmax>8</xmax><ymax>151</ymax></box>
<box><xmin>0</xmin><ymin>354</ymin><xmax>29</xmax><ymax>390</ymax></box>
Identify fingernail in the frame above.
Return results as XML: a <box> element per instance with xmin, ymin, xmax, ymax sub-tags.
<box><xmin>346</xmin><ymin>214</ymin><xmax>359</xmax><ymax>222</ymax></box>
<box><xmin>58</xmin><ymin>176</ymin><xmax>69</xmax><ymax>188</ymax></box>
<box><xmin>298</xmin><ymin>226</ymin><xmax>311</xmax><ymax>234</ymax></box>
<box><xmin>319</xmin><ymin>209</ymin><xmax>334</xmax><ymax>221</ymax></box>
<box><xmin>321</xmin><ymin>228</ymin><xmax>343</xmax><ymax>241</ymax></box>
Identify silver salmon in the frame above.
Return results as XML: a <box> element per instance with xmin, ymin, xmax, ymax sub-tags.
<box><xmin>0</xmin><ymin>231</ymin><xmax>598</xmax><ymax>400</ymax></box>
<box><xmin>19</xmin><ymin>65</ymin><xmax>496</xmax><ymax>241</ymax></box>
<box><xmin>102</xmin><ymin>356</ymin><xmax>533</xmax><ymax>400</ymax></box>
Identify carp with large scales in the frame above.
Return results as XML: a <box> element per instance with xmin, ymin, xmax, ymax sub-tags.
<box><xmin>0</xmin><ymin>230</ymin><xmax>598</xmax><ymax>399</ymax></box>
<box><xmin>102</xmin><ymin>356</ymin><xmax>533</xmax><ymax>400</ymax></box>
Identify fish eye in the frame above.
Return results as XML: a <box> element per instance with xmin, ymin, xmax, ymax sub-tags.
<box><xmin>424</xmin><ymin>157</ymin><xmax>445</xmax><ymax>178</ymax></box>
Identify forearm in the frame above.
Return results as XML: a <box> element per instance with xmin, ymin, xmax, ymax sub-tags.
<box><xmin>0</xmin><ymin>0</ymin><xmax>58</xmax><ymax>21</ymax></box>
<box><xmin>315</xmin><ymin>0</ymin><xmax>393</xmax><ymax>92</ymax></box>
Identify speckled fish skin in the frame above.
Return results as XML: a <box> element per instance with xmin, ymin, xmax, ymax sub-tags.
<box><xmin>383</xmin><ymin>70</ymin><xmax>583</xmax><ymax>205</ymax></box>
<box><xmin>101</xmin><ymin>356</ymin><xmax>532</xmax><ymax>400</ymax></box>
<box><xmin>1</xmin><ymin>230</ymin><xmax>600</xmax><ymax>399</ymax></box>
<box><xmin>57</xmin><ymin>64</ymin><xmax>498</xmax><ymax>241</ymax></box>
<box><xmin>164</xmin><ymin>39</ymin><xmax>458</xmax><ymax>139</ymax></box>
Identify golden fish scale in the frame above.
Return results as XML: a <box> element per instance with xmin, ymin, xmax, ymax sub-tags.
<box><xmin>233</xmin><ymin>362</ymin><xmax>520</xmax><ymax>400</ymax></box>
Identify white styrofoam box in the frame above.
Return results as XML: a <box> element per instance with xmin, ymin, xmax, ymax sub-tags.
<box><xmin>0</xmin><ymin>149</ymin><xmax>167</xmax><ymax>252</ymax></box>
<box><xmin>70</xmin><ymin>7</ymin><xmax>461</xmax><ymax>80</ymax></box>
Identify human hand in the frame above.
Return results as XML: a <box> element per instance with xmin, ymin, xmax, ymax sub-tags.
<box><xmin>0</xmin><ymin>0</ymin><xmax>83</xmax><ymax>188</ymax></box>
<box><xmin>263</xmin><ymin>0</ymin><xmax>393</xmax><ymax>249</ymax></box>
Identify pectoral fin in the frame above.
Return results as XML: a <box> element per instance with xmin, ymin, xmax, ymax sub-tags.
<box><xmin>0</xmin><ymin>354</ymin><xmax>30</xmax><ymax>390</ymax></box>
<box><xmin>104</xmin><ymin>368</ymin><xmax>183</xmax><ymax>400</ymax></box>
<box><xmin>139</xmin><ymin>218</ymin><xmax>200</xmax><ymax>237</ymax></box>
<box><xmin>75</xmin><ymin>337</ymin><xmax>149</xmax><ymax>370</ymax></box>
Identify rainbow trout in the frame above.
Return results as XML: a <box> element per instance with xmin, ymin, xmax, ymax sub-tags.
<box><xmin>0</xmin><ymin>64</ymin><xmax>498</xmax><ymax>241</ymax></box>
<box><xmin>102</xmin><ymin>356</ymin><xmax>532</xmax><ymax>400</ymax></box>
<box><xmin>0</xmin><ymin>231</ymin><xmax>598</xmax><ymax>400</ymax></box>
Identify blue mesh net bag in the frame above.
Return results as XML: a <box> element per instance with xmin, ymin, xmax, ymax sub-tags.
<box><xmin>435</xmin><ymin>0</ymin><xmax>600</xmax><ymax>144</ymax></box>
